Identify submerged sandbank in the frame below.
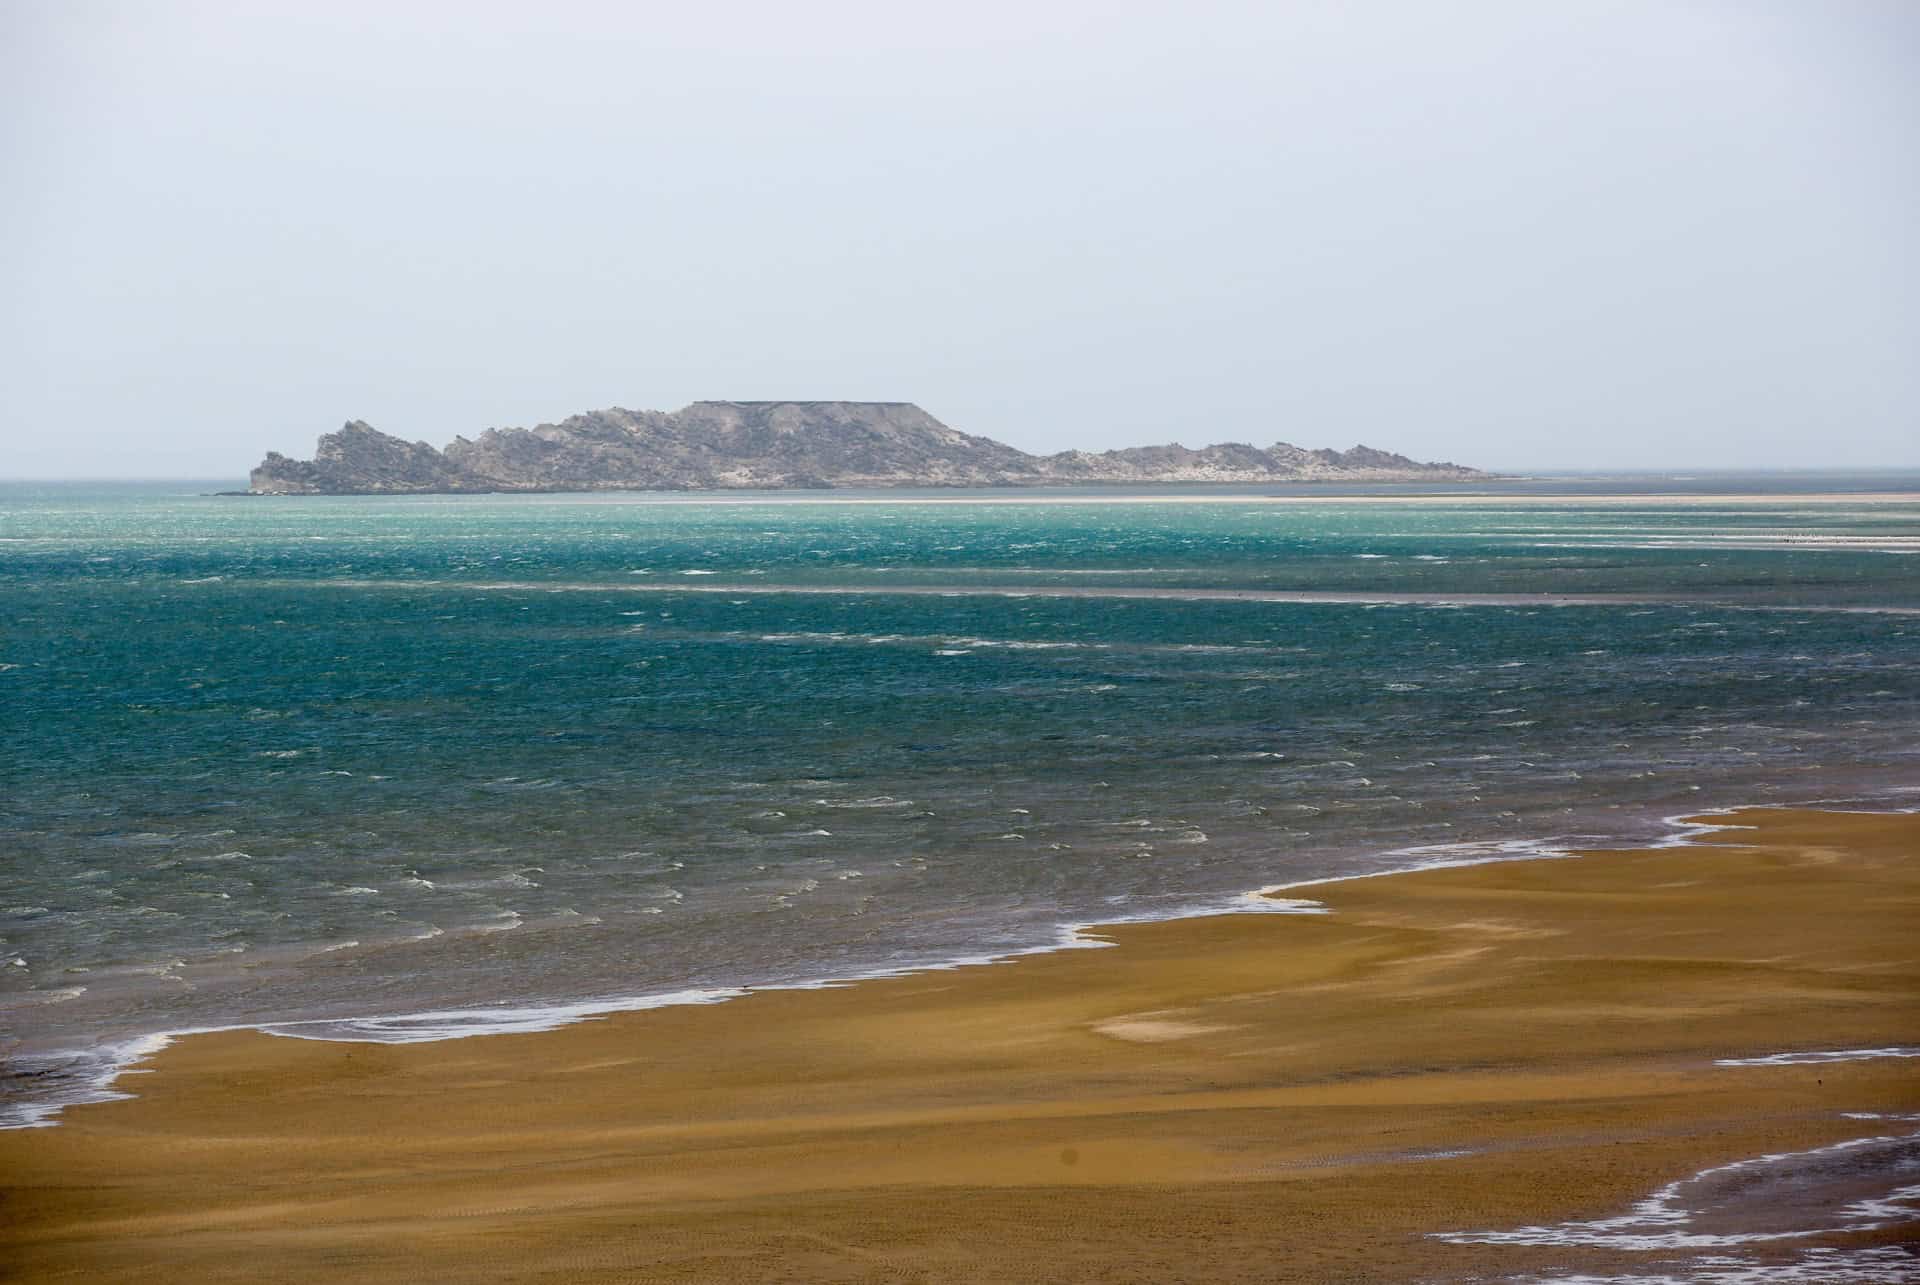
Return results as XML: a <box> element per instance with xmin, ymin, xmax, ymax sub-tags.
<box><xmin>292</xmin><ymin>577</ymin><xmax>1920</xmax><ymax>613</ymax></box>
<box><xmin>2</xmin><ymin>808</ymin><xmax>1916</xmax><ymax>1282</ymax></box>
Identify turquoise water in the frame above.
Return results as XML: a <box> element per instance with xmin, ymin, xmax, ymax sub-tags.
<box><xmin>4</xmin><ymin>479</ymin><xmax>1919</xmax><ymax>1123</ymax></box>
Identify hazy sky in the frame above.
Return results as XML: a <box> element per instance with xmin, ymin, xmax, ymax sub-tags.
<box><xmin>4</xmin><ymin>1</ymin><xmax>1915</xmax><ymax>476</ymax></box>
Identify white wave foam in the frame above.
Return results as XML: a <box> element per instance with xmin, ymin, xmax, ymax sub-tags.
<box><xmin>1252</xmin><ymin>834</ymin><xmax>1581</xmax><ymax>902</ymax></box>
<box><xmin>1716</xmin><ymin>1047</ymin><xmax>1920</xmax><ymax>1067</ymax></box>
<box><xmin>0</xmin><ymin>1033</ymin><xmax>177</xmax><ymax>1129</ymax></box>
<box><xmin>1517</xmin><ymin>1245</ymin><xmax>1920</xmax><ymax>1284</ymax></box>
<box><xmin>1841</xmin><ymin>1182</ymin><xmax>1920</xmax><ymax>1226</ymax></box>
<box><xmin>256</xmin><ymin>989</ymin><xmax>752</xmax><ymax>1044</ymax></box>
<box><xmin>1434</xmin><ymin>1124</ymin><xmax>1920</xmax><ymax>1250</ymax></box>
<box><xmin>436</xmin><ymin>872</ymin><xmax>540</xmax><ymax>891</ymax></box>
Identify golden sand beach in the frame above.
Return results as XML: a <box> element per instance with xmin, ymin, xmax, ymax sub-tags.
<box><xmin>3</xmin><ymin>808</ymin><xmax>1916</xmax><ymax>1282</ymax></box>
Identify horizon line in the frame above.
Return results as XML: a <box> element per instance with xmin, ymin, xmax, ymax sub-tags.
<box><xmin>7</xmin><ymin>466</ymin><xmax>1920</xmax><ymax>484</ymax></box>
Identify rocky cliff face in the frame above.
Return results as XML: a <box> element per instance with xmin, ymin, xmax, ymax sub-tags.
<box><xmin>249</xmin><ymin>401</ymin><xmax>1487</xmax><ymax>494</ymax></box>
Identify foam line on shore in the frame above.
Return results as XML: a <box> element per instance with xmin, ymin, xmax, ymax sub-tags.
<box><xmin>5</xmin><ymin>798</ymin><xmax>1912</xmax><ymax>1133</ymax></box>
<box><xmin>1714</xmin><ymin>1047</ymin><xmax>1920</xmax><ymax>1067</ymax></box>
<box><xmin>1509</xmin><ymin>1244</ymin><xmax>1920</xmax><ymax>1284</ymax></box>
<box><xmin>1433</xmin><ymin>1123</ymin><xmax>1920</xmax><ymax>1250</ymax></box>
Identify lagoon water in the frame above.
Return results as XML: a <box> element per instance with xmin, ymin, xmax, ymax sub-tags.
<box><xmin>4</xmin><ymin>477</ymin><xmax>1919</xmax><ymax>1124</ymax></box>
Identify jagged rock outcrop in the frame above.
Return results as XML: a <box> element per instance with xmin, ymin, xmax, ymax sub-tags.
<box><xmin>249</xmin><ymin>401</ymin><xmax>1487</xmax><ymax>494</ymax></box>
<box><xmin>252</xmin><ymin>422</ymin><xmax>468</xmax><ymax>494</ymax></box>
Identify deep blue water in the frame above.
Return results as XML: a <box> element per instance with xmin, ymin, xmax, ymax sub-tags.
<box><xmin>3</xmin><ymin>477</ymin><xmax>1918</xmax><ymax>1124</ymax></box>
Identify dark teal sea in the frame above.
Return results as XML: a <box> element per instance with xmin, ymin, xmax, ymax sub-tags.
<box><xmin>4</xmin><ymin>477</ymin><xmax>1918</xmax><ymax>1125</ymax></box>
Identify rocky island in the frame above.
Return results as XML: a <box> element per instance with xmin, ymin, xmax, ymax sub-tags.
<box><xmin>249</xmin><ymin>400</ymin><xmax>1488</xmax><ymax>493</ymax></box>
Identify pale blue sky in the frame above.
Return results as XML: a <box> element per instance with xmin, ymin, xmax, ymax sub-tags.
<box><xmin>4</xmin><ymin>0</ymin><xmax>1915</xmax><ymax>476</ymax></box>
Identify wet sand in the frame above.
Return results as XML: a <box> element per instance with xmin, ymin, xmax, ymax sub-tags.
<box><xmin>3</xmin><ymin>808</ymin><xmax>1916</xmax><ymax>1282</ymax></box>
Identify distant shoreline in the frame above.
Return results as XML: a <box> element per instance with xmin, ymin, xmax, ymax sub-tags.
<box><xmin>224</xmin><ymin>477</ymin><xmax>1524</xmax><ymax>498</ymax></box>
<box><xmin>213</xmin><ymin>486</ymin><xmax>1920</xmax><ymax>504</ymax></box>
